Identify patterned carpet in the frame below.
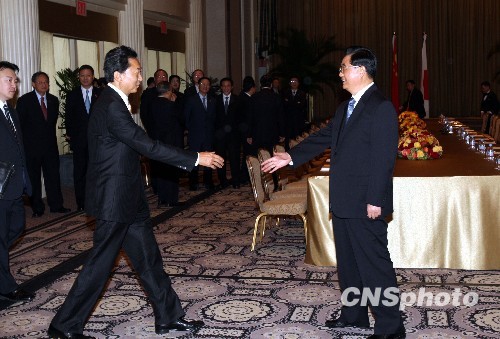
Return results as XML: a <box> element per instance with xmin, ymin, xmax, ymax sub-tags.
<box><xmin>1</xmin><ymin>181</ymin><xmax>499</xmax><ymax>338</ymax></box>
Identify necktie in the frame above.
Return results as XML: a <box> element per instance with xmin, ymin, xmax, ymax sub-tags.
<box><xmin>85</xmin><ymin>89</ymin><xmax>91</xmax><ymax>113</ymax></box>
<box><xmin>202</xmin><ymin>96</ymin><xmax>207</xmax><ymax>110</ymax></box>
<box><xmin>224</xmin><ymin>96</ymin><xmax>229</xmax><ymax>114</ymax></box>
<box><xmin>3</xmin><ymin>104</ymin><xmax>18</xmax><ymax>140</ymax></box>
<box><xmin>292</xmin><ymin>90</ymin><xmax>296</xmax><ymax>96</ymax></box>
<box><xmin>41</xmin><ymin>96</ymin><xmax>48</xmax><ymax>120</ymax></box>
<box><xmin>346</xmin><ymin>97</ymin><xmax>356</xmax><ymax>123</ymax></box>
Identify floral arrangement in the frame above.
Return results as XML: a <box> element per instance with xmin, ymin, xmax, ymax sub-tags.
<box><xmin>397</xmin><ymin>111</ymin><xmax>443</xmax><ymax>160</ymax></box>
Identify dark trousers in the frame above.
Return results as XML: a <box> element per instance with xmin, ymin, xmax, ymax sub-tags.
<box><xmin>0</xmin><ymin>197</ymin><xmax>25</xmax><ymax>294</ymax></box>
<box><xmin>215</xmin><ymin>136</ymin><xmax>241</xmax><ymax>186</ymax></box>
<box><xmin>157</xmin><ymin>164</ymin><xmax>180</xmax><ymax>204</ymax></box>
<box><xmin>25</xmin><ymin>149</ymin><xmax>63</xmax><ymax>213</ymax></box>
<box><xmin>50</xmin><ymin>198</ymin><xmax>184</xmax><ymax>334</ymax></box>
<box><xmin>189</xmin><ymin>166</ymin><xmax>213</xmax><ymax>189</ymax></box>
<box><xmin>72</xmin><ymin>145</ymin><xmax>88</xmax><ymax>208</ymax></box>
<box><xmin>240</xmin><ymin>140</ymin><xmax>256</xmax><ymax>184</ymax></box>
<box><xmin>332</xmin><ymin>215</ymin><xmax>403</xmax><ymax>334</ymax></box>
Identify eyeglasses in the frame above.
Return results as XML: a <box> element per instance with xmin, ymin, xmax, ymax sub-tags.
<box><xmin>339</xmin><ymin>65</ymin><xmax>360</xmax><ymax>73</ymax></box>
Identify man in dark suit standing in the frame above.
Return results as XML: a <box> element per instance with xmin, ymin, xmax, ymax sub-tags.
<box><xmin>48</xmin><ymin>46</ymin><xmax>223</xmax><ymax>338</ymax></box>
<box><xmin>248</xmin><ymin>74</ymin><xmax>284</xmax><ymax>190</ymax></box>
<box><xmin>282</xmin><ymin>75</ymin><xmax>308</xmax><ymax>149</ymax></box>
<box><xmin>480</xmin><ymin>81</ymin><xmax>499</xmax><ymax>133</ymax></box>
<box><xmin>65</xmin><ymin>65</ymin><xmax>101</xmax><ymax>211</ymax></box>
<box><xmin>239</xmin><ymin>76</ymin><xmax>256</xmax><ymax>184</ymax></box>
<box><xmin>0</xmin><ymin>61</ymin><xmax>34</xmax><ymax>303</ymax></box>
<box><xmin>184</xmin><ymin>69</ymin><xmax>204</xmax><ymax>98</ymax></box>
<box><xmin>262</xmin><ymin>47</ymin><xmax>405</xmax><ymax>339</ymax></box>
<box><xmin>184</xmin><ymin>76</ymin><xmax>216</xmax><ymax>190</ymax></box>
<box><xmin>17</xmin><ymin>72</ymin><xmax>70</xmax><ymax>217</ymax></box>
<box><xmin>400</xmin><ymin>79</ymin><xmax>425</xmax><ymax>119</ymax></box>
<box><xmin>214</xmin><ymin>77</ymin><xmax>241</xmax><ymax>188</ymax></box>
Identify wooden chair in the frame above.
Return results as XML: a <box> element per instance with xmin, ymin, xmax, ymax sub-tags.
<box><xmin>246</xmin><ymin>156</ymin><xmax>307</xmax><ymax>251</ymax></box>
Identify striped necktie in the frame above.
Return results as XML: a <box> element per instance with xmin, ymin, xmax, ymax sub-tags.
<box><xmin>85</xmin><ymin>89</ymin><xmax>91</xmax><ymax>113</ymax></box>
<box><xmin>346</xmin><ymin>97</ymin><xmax>356</xmax><ymax>123</ymax></box>
<box><xmin>3</xmin><ymin>104</ymin><xmax>18</xmax><ymax>140</ymax></box>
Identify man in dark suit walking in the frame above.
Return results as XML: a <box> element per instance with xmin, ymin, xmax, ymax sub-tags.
<box><xmin>184</xmin><ymin>76</ymin><xmax>216</xmax><ymax>190</ymax></box>
<box><xmin>16</xmin><ymin>72</ymin><xmax>70</xmax><ymax>217</ymax></box>
<box><xmin>65</xmin><ymin>65</ymin><xmax>101</xmax><ymax>211</ymax></box>
<box><xmin>262</xmin><ymin>47</ymin><xmax>405</xmax><ymax>339</ymax></box>
<box><xmin>0</xmin><ymin>61</ymin><xmax>34</xmax><ymax>303</ymax></box>
<box><xmin>214</xmin><ymin>77</ymin><xmax>241</xmax><ymax>188</ymax></box>
<box><xmin>48</xmin><ymin>46</ymin><xmax>223</xmax><ymax>338</ymax></box>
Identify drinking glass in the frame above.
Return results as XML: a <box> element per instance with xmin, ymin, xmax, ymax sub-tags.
<box><xmin>485</xmin><ymin>143</ymin><xmax>494</xmax><ymax>160</ymax></box>
<box><xmin>495</xmin><ymin>154</ymin><xmax>500</xmax><ymax>170</ymax></box>
<box><xmin>477</xmin><ymin>138</ymin><xmax>485</xmax><ymax>153</ymax></box>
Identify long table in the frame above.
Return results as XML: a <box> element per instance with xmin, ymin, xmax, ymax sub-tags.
<box><xmin>305</xmin><ymin>120</ymin><xmax>500</xmax><ymax>270</ymax></box>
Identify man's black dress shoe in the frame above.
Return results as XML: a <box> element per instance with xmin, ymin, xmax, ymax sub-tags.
<box><xmin>366</xmin><ymin>330</ymin><xmax>406</xmax><ymax>339</ymax></box>
<box><xmin>32</xmin><ymin>211</ymin><xmax>44</xmax><ymax>218</ymax></box>
<box><xmin>325</xmin><ymin>317</ymin><xmax>369</xmax><ymax>329</ymax></box>
<box><xmin>47</xmin><ymin>324</ymin><xmax>95</xmax><ymax>339</ymax></box>
<box><xmin>0</xmin><ymin>288</ymin><xmax>35</xmax><ymax>302</ymax></box>
<box><xmin>50</xmin><ymin>207</ymin><xmax>71</xmax><ymax>213</ymax></box>
<box><xmin>155</xmin><ymin>317</ymin><xmax>204</xmax><ymax>334</ymax></box>
<box><xmin>77</xmin><ymin>206</ymin><xmax>84</xmax><ymax>212</ymax></box>
<box><xmin>232</xmin><ymin>184</ymin><xmax>241</xmax><ymax>189</ymax></box>
<box><xmin>189</xmin><ymin>185</ymin><xmax>198</xmax><ymax>191</ymax></box>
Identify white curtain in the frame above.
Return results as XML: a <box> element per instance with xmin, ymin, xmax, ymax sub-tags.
<box><xmin>76</xmin><ymin>40</ymin><xmax>99</xmax><ymax>78</ymax></box>
<box><xmin>173</xmin><ymin>51</ymin><xmax>186</xmax><ymax>92</ymax></box>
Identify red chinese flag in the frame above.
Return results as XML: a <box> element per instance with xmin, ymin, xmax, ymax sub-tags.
<box><xmin>420</xmin><ymin>33</ymin><xmax>429</xmax><ymax>117</ymax></box>
<box><xmin>391</xmin><ymin>33</ymin><xmax>400</xmax><ymax>111</ymax></box>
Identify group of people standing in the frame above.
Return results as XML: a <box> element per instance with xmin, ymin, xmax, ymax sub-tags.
<box><xmin>138</xmin><ymin>69</ymin><xmax>310</xmax><ymax>203</ymax></box>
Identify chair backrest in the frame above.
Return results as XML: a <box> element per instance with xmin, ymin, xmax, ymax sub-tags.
<box><xmin>246</xmin><ymin>156</ymin><xmax>266</xmax><ymax>207</ymax></box>
<box><xmin>289</xmin><ymin>139</ymin><xmax>299</xmax><ymax>149</ymax></box>
<box><xmin>274</xmin><ymin>144</ymin><xmax>285</xmax><ymax>154</ymax></box>
<box><xmin>488</xmin><ymin>115</ymin><xmax>497</xmax><ymax>135</ymax></box>
<box><xmin>258</xmin><ymin>148</ymin><xmax>271</xmax><ymax>162</ymax></box>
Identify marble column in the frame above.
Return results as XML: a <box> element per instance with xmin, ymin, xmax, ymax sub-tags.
<box><xmin>186</xmin><ymin>0</ymin><xmax>204</xmax><ymax>74</ymax></box>
<box><xmin>0</xmin><ymin>0</ymin><xmax>40</xmax><ymax>96</ymax></box>
<box><xmin>118</xmin><ymin>0</ymin><xmax>145</xmax><ymax>123</ymax></box>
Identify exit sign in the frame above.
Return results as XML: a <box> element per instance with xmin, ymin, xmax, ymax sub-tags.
<box><xmin>76</xmin><ymin>0</ymin><xmax>87</xmax><ymax>16</ymax></box>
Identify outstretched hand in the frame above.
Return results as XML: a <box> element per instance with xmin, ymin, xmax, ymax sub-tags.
<box><xmin>261</xmin><ymin>152</ymin><xmax>292</xmax><ymax>173</ymax></box>
<box><xmin>198</xmin><ymin>152</ymin><xmax>224</xmax><ymax>169</ymax></box>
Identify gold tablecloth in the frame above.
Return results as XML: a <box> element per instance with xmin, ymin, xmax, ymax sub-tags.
<box><xmin>306</xmin><ymin>175</ymin><xmax>500</xmax><ymax>269</ymax></box>
<box><xmin>305</xmin><ymin>121</ymin><xmax>500</xmax><ymax>269</ymax></box>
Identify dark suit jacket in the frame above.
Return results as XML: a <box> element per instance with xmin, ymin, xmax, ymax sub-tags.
<box><xmin>16</xmin><ymin>91</ymin><xmax>60</xmax><ymax>156</ymax></box>
<box><xmin>184</xmin><ymin>93</ymin><xmax>216</xmax><ymax>151</ymax></box>
<box><xmin>139</xmin><ymin>86</ymin><xmax>157</xmax><ymax>135</ymax></box>
<box><xmin>66</xmin><ymin>86</ymin><xmax>101</xmax><ymax>151</ymax></box>
<box><xmin>0</xmin><ymin>105</ymin><xmax>32</xmax><ymax>199</ymax></box>
<box><xmin>481</xmin><ymin>91</ymin><xmax>499</xmax><ymax>114</ymax></box>
<box><xmin>85</xmin><ymin>86</ymin><xmax>197</xmax><ymax>223</ymax></box>
<box><xmin>150</xmin><ymin>97</ymin><xmax>184</xmax><ymax>148</ymax></box>
<box><xmin>248</xmin><ymin>88</ymin><xmax>284</xmax><ymax>146</ymax></box>
<box><xmin>289</xmin><ymin>84</ymin><xmax>398</xmax><ymax>219</ymax></box>
<box><xmin>403</xmin><ymin>88</ymin><xmax>425</xmax><ymax>118</ymax></box>
<box><xmin>214</xmin><ymin>93</ymin><xmax>241</xmax><ymax>142</ymax></box>
<box><xmin>282</xmin><ymin>88</ymin><xmax>307</xmax><ymax>138</ymax></box>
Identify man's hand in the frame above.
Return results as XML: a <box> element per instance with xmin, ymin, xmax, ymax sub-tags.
<box><xmin>198</xmin><ymin>152</ymin><xmax>224</xmax><ymax>169</ymax></box>
<box><xmin>261</xmin><ymin>152</ymin><xmax>292</xmax><ymax>173</ymax></box>
<box><xmin>367</xmin><ymin>204</ymin><xmax>381</xmax><ymax>219</ymax></box>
